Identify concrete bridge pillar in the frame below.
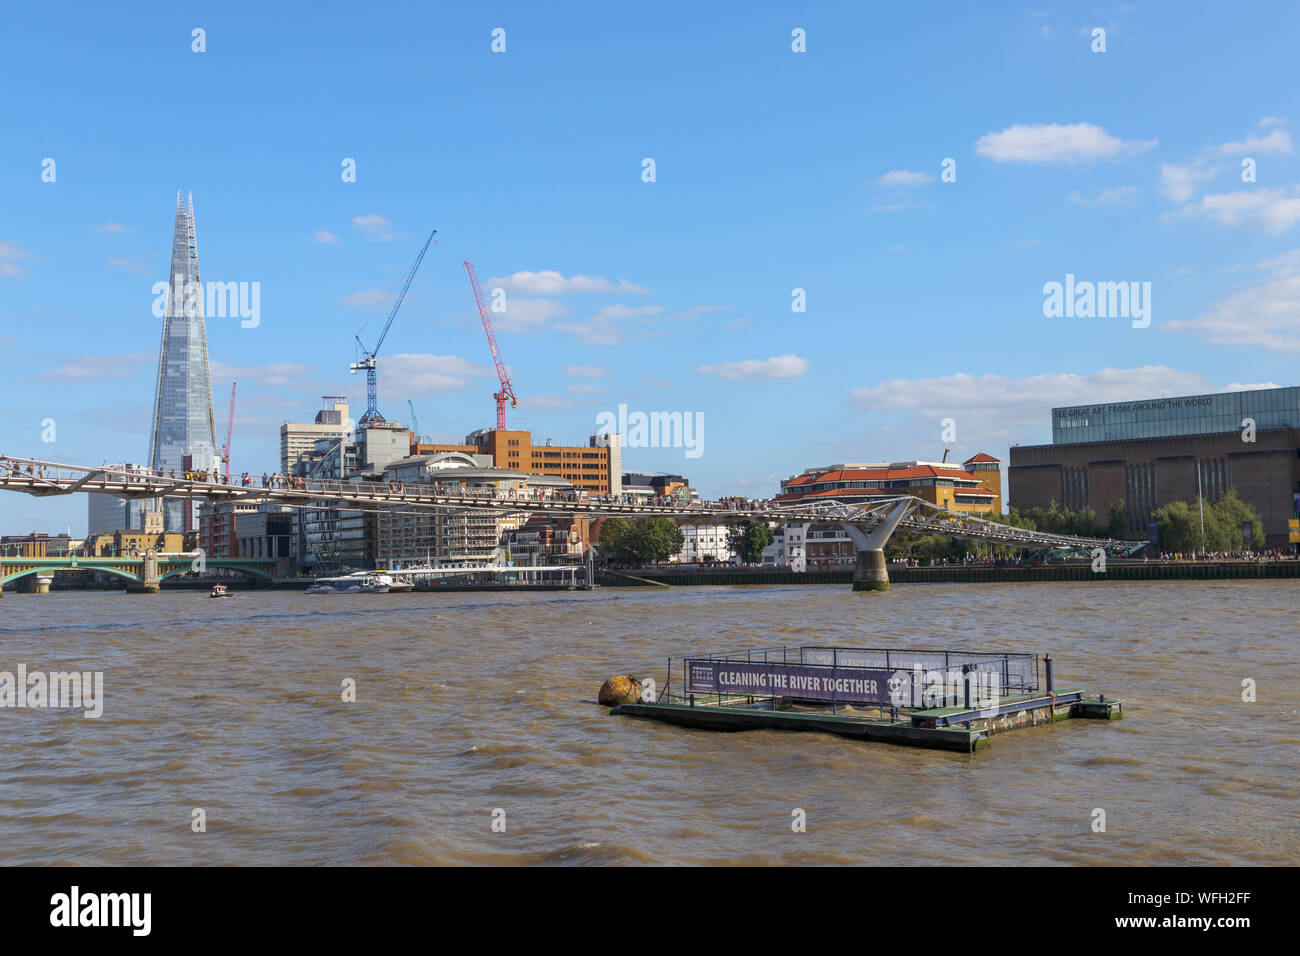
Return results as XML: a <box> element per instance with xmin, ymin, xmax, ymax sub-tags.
<box><xmin>127</xmin><ymin>549</ymin><xmax>161</xmax><ymax>594</ymax></box>
<box><xmin>841</xmin><ymin>499</ymin><xmax>915</xmax><ymax>594</ymax></box>
<box><xmin>16</xmin><ymin>573</ymin><xmax>52</xmax><ymax>594</ymax></box>
<box><xmin>852</xmin><ymin>550</ymin><xmax>889</xmax><ymax>591</ymax></box>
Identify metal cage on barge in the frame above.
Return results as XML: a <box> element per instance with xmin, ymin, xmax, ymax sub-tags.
<box><xmin>609</xmin><ymin>644</ymin><xmax>1121</xmax><ymax>753</ymax></box>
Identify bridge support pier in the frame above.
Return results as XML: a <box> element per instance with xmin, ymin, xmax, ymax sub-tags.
<box><xmin>851</xmin><ymin>550</ymin><xmax>889</xmax><ymax>592</ymax></box>
<box><xmin>842</xmin><ymin>500</ymin><xmax>914</xmax><ymax>594</ymax></box>
<box><xmin>16</xmin><ymin>574</ymin><xmax>54</xmax><ymax>594</ymax></box>
<box><xmin>126</xmin><ymin>549</ymin><xmax>160</xmax><ymax>594</ymax></box>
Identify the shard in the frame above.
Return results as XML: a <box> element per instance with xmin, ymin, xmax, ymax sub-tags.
<box><xmin>146</xmin><ymin>191</ymin><xmax>217</xmax><ymax>531</ymax></box>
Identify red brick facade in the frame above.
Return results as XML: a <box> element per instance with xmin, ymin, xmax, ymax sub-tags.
<box><xmin>1009</xmin><ymin>428</ymin><xmax>1300</xmax><ymax>548</ymax></box>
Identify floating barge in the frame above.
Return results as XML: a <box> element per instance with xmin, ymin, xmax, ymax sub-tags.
<box><xmin>611</xmin><ymin>645</ymin><xmax>1121</xmax><ymax>753</ymax></box>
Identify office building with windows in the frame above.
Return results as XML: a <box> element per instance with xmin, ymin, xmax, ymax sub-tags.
<box><xmin>411</xmin><ymin>428</ymin><xmax>619</xmax><ymax>495</ymax></box>
<box><xmin>280</xmin><ymin>397</ymin><xmax>351</xmax><ymax>475</ymax></box>
<box><xmin>1009</xmin><ymin>386</ymin><xmax>1300</xmax><ymax>548</ymax></box>
<box><xmin>776</xmin><ymin>456</ymin><xmax>1002</xmax><ymax>515</ymax></box>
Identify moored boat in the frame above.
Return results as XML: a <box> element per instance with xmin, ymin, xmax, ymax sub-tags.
<box><xmin>306</xmin><ymin>571</ymin><xmax>397</xmax><ymax>594</ymax></box>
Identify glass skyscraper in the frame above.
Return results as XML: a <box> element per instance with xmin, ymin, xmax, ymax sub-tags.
<box><xmin>146</xmin><ymin>191</ymin><xmax>218</xmax><ymax>531</ymax></box>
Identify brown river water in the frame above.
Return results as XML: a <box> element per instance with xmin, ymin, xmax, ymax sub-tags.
<box><xmin>0</xmin><ymin>581</ymin><xmax>1296</xmax><ymax>866</ymax></box>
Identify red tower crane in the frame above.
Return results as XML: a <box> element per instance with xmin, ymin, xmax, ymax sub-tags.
<box><xmin>221</xmin><ymin>381</ymin><xmax>236</xmax><ymax>482</ymax></box>
<box><xmin>463</xmin><ymin>260</ymin><xmax>517</xmax><ymax>430</ymax></box>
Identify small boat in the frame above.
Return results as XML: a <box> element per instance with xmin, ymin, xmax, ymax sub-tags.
<box><xmin>306</xmin><ymin>571</ymin><xmax>396</xmax><ymax>594</ymax></box>
<box><xmin>210</xmin><ymin>584</ymin><xmax>232</xmax><ymax>599</ymax></box>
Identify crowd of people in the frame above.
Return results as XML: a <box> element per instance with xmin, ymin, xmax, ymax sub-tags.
<box><xmin>0</xmin><ymin>460</ymin><xmax>48</xmax><ymax>478</ymax></box>
<box><xmin>3</xmin><ymin>460</ymin><xmax>1298</xmax><ymax>565</ymax></box>
<box><xmin>1156</xmin><ymin>549</ymin><xmax>1293</xmax><ymax>562</ymax></box>
<box><xmin>0</xmin><ymin>458</ymin><xmax>781</xmax><ymax>513</ymax></box>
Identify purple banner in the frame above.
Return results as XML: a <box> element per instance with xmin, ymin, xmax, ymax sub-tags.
<box><xmin>685</xmin><ymin>659</ymin><xmax>894</xmax><ymax>704</ymax></box>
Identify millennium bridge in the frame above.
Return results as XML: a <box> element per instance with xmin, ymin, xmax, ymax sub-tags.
<box><xmin>0</xmin><ymin>455</ymin><xmax>1137</xmax><ymax>591</ymax></box>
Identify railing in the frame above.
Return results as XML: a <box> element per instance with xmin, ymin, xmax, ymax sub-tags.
<box><xmin>0</xmin><ymin>454</ymin><xmax>1133</xmax><ymax>553</ymax></box>
<box><xmin>657</xmin><ymin>644</ymin><xmax>1040</xmax><ymax>715</ymax></box>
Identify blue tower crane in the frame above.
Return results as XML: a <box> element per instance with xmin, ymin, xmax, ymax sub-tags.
<box><xmin>350</xmin><ymin>228</ymin><xmax>437</xmax><ymax>426</ymax></box>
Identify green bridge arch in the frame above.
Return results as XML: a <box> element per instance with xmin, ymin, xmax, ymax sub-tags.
<box><xmin>157</xmin><ymin>562</ymin><xmax>277</xmax><ymax>582</ymax></box>
<box><xmin>1</xmin><ymin>558</ymin><xmax>278</xmax><ymax>587</ymax></box>
<box><xmin>0</xmin><ymin>564</ymin><xmax>145</xmax><ymax>586</ymax></box>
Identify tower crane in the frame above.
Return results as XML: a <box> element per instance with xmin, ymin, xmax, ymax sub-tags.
<box><xmin>351</xmin><ymin>228</ymin><xmax>437</xmax><ymax>426</ymax></box>
<box><xmin>221</xmin><ymin>381</ymin><xmax>236</xmax><ymax>482</ymax></box>
<box><xmin>408</xmin><ymin>399</ymin><xmax>420</xmax><ymax>442</ymax></box>
<box><xmin>463</xmin><ymin>260</ymin><xmax>517</xmax><ymax>430</ymax></box>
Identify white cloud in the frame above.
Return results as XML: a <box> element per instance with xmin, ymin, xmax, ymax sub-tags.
<box><xmin>485</xmin><ymin>270</ymin><xmax>649</xmax><ymax>295</ymax></box>
<box><xmin>869</xmin><ymin>200</ymin><xmax>932</xmax><ymax>213</ymax></box>
<box><xmin>338</xmin><ymin>288</ymin><xmax>392</xmax><ymax>309</ymax></box>
<box><xmin>106</xmin><ymin>256</ymin><xmax>151</xmax><ymax>275</ymax></box>
<box><xmin>210</xmin><ymin>361</ymin><xmax>317</xmax><ymax>388</ymax></box>
<box><xmin>351</xmin><ymin>214</ymin><xmax>402</xmax><ymax>241</ymax></box>
<box><xmin>1165</xmin><ymin>250</ymin><xmax>1300</xmax><ymax>352</ymax></box>
<box><xmin>1211</xmin><ymin>127</ymin><xmax>1293</xmax><ymax>157</ymax></box>
<box><xmin>1226</xmin><ymin>381</ymin><xmax>1282</xmax><ymax>390</ymax></box>
<box><xmin>491</xmin><ymin>297</ymin><xmax>570</xmax><ymax>332</ymax></box>
<box><xmin>94</xmin><ymin>222</ymin><xmax>131</xmax><ymax>234</ymax></box>
<box><xmin>878</xmin><ymin>169</ymin><xmax>934</xmax><ymax>186</ymax></box>
<box><xmin>975</xmin><ymin>123</ymin><xmax>1156</xmax><ymax>163</ymax></box>
<box><xmin>665</xmin><ymin>304</ymin><xmax>731</xmax><ymax>322</ymax></box>
<box><xmin>567</xmin><ymin>384</ymin><xmax>604</xmax><ymax>395</ymax></box>
<box><xmin>565</xmin><ymin>364</ymin><xmax>609</xmax><ymax>378</ymax></box>
<box><xmin>379</xmin><ymin>353</ymin><xmax>494</xmax><ymax>396</ymax></box>
<box><xmin>849</xmin><ymin>367</ymin><xmax>1214</xmax><ymax>437</ymax></box>
<box><xmin>1068</xmin><ymin>185</ymin><xmax>1139</xmax><ymax>207</ymax></box>
<box><xmin>1177</xmin><ymin>187</ymin><xmax>1300</xmax><ymax>233</ymax></box>
<box><xmin>309</xmin><ymin>230</ymin><xmax>341</xmax><ymax>245</ymax></box>
<box><xmin>1160</xmin><ymin>162</ymin><xmax>1217</xmax><ymax>202</ymax></box>
<box><xmin>0</xmin><ymin>240</ymin><xmax>33</xmax><ymax>278</ymax></box>
<box><xmin>696</xmin><ymin>354</ymin><xmax>810</xmax><ymax>381</ymax></box>
<box><xmin>557</xmin><ymin>304</ymin><xmax>663</xmax><ymax>346</ymax></box>
<box><xmin>519</xmin><ymin>394</ymin><xmax>580</xmax><ymax>411</ymax></box>
<box><xmin>38</xmin><ymin>353</ymin><xmax>155</xmax><ymax>383</ymax></box>
<box><xmin>1161</xmin><ymin>121</ymin><xmax>1294</xmax><ymax>204</ymax></box>
<box><xmin>1258</xmin><ymin>116</ymin><xmax>1286</xmax><ymax>129</ymax></box>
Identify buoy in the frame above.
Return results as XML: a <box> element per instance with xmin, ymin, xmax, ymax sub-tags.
<box><xmin>598</xmin><ymin>675</ymin><xmax>642</xmax><ymax>706</ymax></box>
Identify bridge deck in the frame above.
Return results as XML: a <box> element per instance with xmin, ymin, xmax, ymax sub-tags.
<box><xmin>0</xmin><ymin>454</ymin><xmax>1132</xmax><ymax>553</ymax></box>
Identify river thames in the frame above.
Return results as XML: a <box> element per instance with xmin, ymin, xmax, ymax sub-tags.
<box><xmin>0</xmin><ymin>581</ymin><xmax>1296</xmax><ymax>866</ymax></box>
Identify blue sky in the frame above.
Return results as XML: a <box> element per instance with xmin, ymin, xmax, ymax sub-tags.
<box><xmin>3</xmin><ymin>1</ymin><xmax>1300</xmax><ymax>534</ymax></box>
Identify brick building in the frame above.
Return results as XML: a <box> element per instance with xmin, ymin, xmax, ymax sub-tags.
<box><xmin>1009</xmin><ymin>387</ymin><xmax>1300</xmax><ymax>548</ymax></box>
<box><xmin>411</xmin><ymin>428</ymin><xmax>618</xmax><ymax>495</ymax></box>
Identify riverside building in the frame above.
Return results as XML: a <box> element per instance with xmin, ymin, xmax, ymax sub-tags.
<box><xmin>376</xmin><ymin>452</ymin><xmax>575</xmax><ymax>567</ymax></box>
<box><xmin>280</xmin><ymin>397</ymin><xmax>350</xmax><ymax>475</ymax></box>
<box><xmin>1009</xmin><ymin>386</ymin><xmax>1300</xmax><ymax>548</ymax></box>
<box><xmin>411</xmin><ymin>428</ymin><xmax>619</xmax><ymax>496</ymax></box>
<box><xmin>776</xmin><ymin>456</ymin><xmax>1002</xmax><ymax>515</ymax></box>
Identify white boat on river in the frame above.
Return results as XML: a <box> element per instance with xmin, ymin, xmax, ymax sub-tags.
<box><xmin>306</xmin><ymin>571</ymin><xmax>413</xmax><ymax>594</ymax></box>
